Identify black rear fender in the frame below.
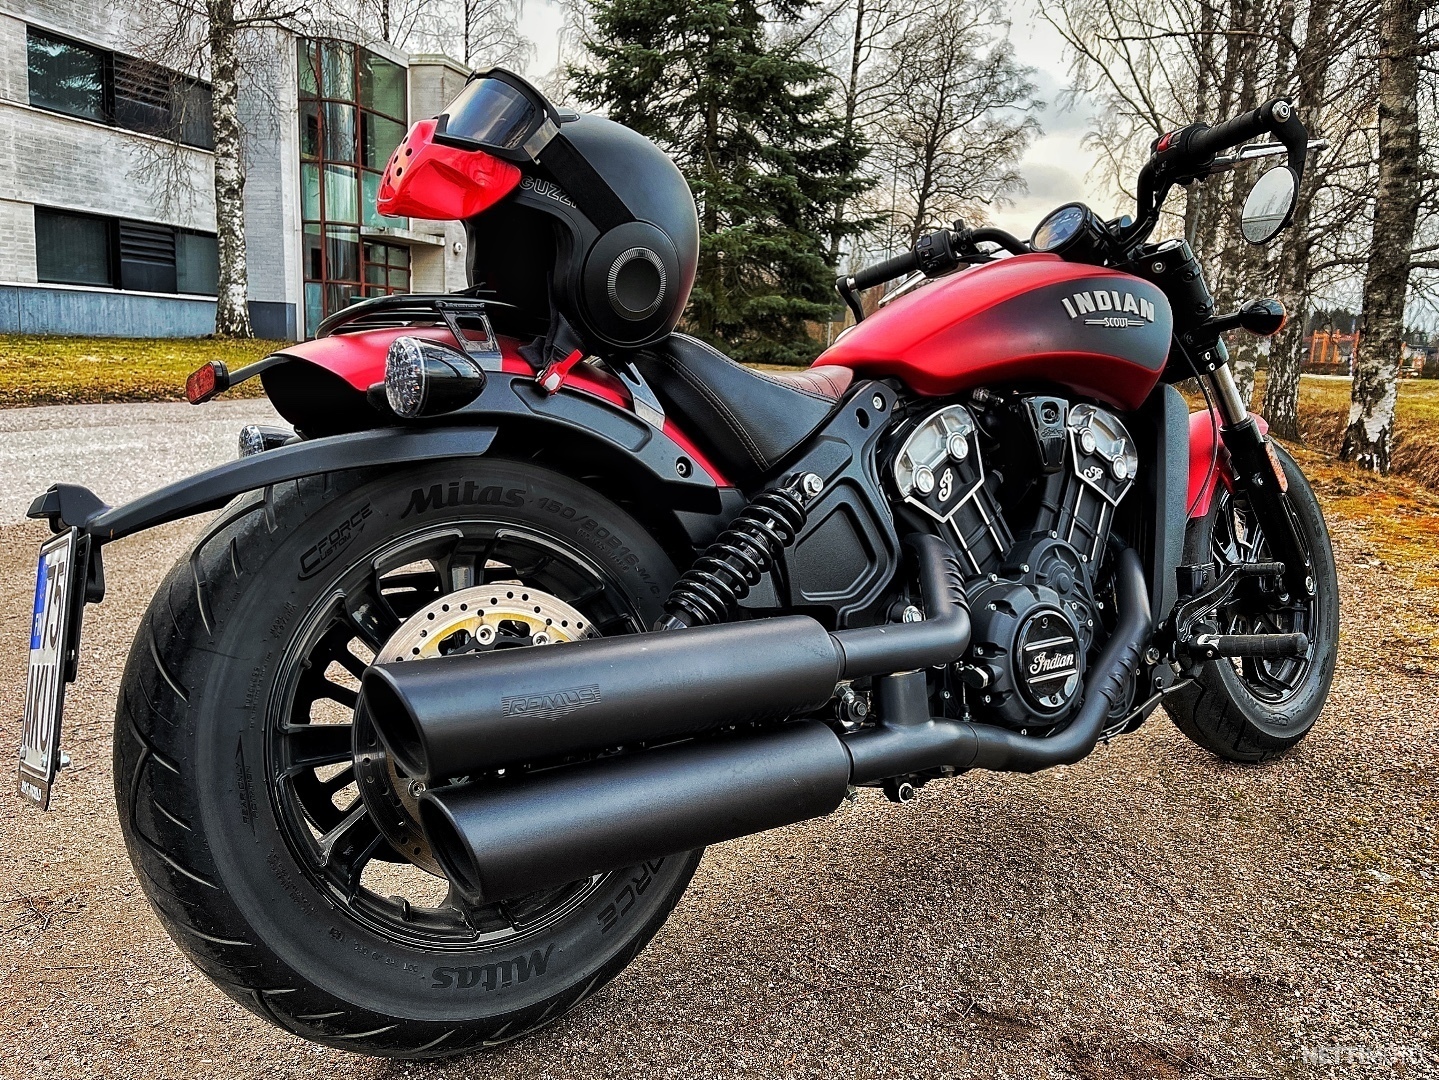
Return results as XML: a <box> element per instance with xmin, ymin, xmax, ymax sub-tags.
<box><xmin>29</xmin><ymin>379</ymin><xmax>737</xmax><ymax>572</ymax></box>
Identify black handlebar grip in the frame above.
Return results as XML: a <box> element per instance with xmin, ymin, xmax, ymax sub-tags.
<box><xmin>1188</xmin><ymin>99</ymin><xmax>1291</xmax><ymax>160</ymax></box>
<box><xmin>847</xmin><ymin>249</ymin><xmax>920</xmax><ymax>292</ymax></box>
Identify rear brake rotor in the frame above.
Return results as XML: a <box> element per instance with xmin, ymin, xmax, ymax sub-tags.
<box><xmin>354</xmin><ymin>584</ymin><xmax>600</xmax><ymax>875</ymax></box>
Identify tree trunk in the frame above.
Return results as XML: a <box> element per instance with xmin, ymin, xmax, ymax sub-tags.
<box><xmin>1340</xmin><ymin>0</ymin><xmax>1421</xmax><ymax>473</ymax></box>
<box><xmin>1261</xmin><ymin>0</ymin><xmax>1334</xmax><ymax>441</ymax></box>
<box><xmin>828</xmin><ymin>0</ymin><xmax>865</xmax><ymax>266</ymax></box>
<box><xmin>208</xmin><ymin>0</ymin><xmax>252</xmax><ymax>338</ymax></box>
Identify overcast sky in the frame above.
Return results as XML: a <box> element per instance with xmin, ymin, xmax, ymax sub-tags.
<box><xmin>512</xmin><ymin>0</ymin><xmax>1115</xmax><ymax>242</ymax></box>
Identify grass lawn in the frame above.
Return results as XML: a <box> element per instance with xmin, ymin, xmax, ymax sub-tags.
<box><xmin>1204</xmin><ymin>373</ymin><xmax>1439</xmax><ymax>489</ymax></box>
<box><xmin>0</xmin><ymin>335</ymin><xmax>283</xmax><ymax>406</ymax></box>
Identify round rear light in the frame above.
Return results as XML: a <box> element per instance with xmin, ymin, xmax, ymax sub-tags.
<box><xmin>384</xmin><ymin>336</ymin><xmax>488</xmax><ymax>419</ymax></box>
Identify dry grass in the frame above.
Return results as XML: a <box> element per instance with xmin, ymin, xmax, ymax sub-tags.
<box><xmin>1271</xmin><ymin>373</ymin><xmax>1439</xmax><ymax>489</ymax></box>
<box><xmin>1210</xmin><ymin>373</ymin><xmax>1439</xmax><ymax>489</ymax></box>
<box><xmin>0</xmin><ymin>335</ymin><xmax>282</xmax><ymax>407</ymax></box>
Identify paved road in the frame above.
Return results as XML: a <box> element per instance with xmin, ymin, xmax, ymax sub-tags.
<box><xmin>0</xmin><ymin>399</ymin><xmax>285</xmax><ymax>526</ymax></box>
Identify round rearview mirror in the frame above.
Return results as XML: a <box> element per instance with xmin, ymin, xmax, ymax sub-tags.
<box><xmin>1241</xmin><ymin>167</ymin><xmax>1298</xmax><ymax>244</ymax></box>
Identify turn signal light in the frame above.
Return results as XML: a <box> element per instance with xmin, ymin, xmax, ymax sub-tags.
<box><xmin>384</xmin><ymin>336</ymin><xmax>487</xmax><ymax>418</ymax></box>
<box><xmin>185</xmin><ymin>360</ymin><xmax>230</xmax><ymax>404</ymax></box>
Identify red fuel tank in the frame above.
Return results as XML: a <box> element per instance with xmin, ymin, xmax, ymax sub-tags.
<box><xmin>815</xmin><ymin>253</ymin><xmax>1174</xmax><ymax>412</ymax></box>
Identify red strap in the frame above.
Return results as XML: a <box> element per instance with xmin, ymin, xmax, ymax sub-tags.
<box><xmin>537</xmin><ymin>349</ymin><xmax>586</xmax><ymax>395</ymax></box>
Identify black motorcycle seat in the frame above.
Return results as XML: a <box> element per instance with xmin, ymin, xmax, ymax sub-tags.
<box><xmin>634</xmin><ymin>334</ymin><xmax>853</xmax><ymax>485</ymax></box>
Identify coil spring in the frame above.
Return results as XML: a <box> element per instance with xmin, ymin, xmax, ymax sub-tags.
<box><xmin>660</xmin><ymin>484</ymin><xmax>809</xmax><ymax>628</ymax></box>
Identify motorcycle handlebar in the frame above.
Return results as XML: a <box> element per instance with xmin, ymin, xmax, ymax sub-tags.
<box><xmin>836</xmin><ymin>226</ymin><xmax>1032</xmax><ymax>322</ymax></box>
<box><xmin>1187</xmin><ymin>99</ymin><xmax>1293</xmax><ymax>161</ymax></box>
<box><xmin>846</xmin><ymin>250</ymin><xmax>920</xmax><ymax>293</ymax></box>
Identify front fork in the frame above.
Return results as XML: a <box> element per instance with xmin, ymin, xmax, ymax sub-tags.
<box><xmin>1207</xmin><ymin>358</ymin><xmax>1314</xmax><ymax>602</ymax></box>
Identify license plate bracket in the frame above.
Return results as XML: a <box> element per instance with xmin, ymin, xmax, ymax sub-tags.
<box><xmin>18</xmin><ymin>529</ymin><xmax>89</xmax><ymax>809</ymax></box>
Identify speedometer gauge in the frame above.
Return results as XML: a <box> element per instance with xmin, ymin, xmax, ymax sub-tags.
<box><xmin>1030</xmin><ymin>203</ymin><xmax>1110</xmax><ymax>263</ymax></box>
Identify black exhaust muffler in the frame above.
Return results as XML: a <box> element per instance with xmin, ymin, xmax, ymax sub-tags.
<box><xmin>362</xmin><ymin>616</ymin><xmax>845</xmax><ymax>783</ymax></box>
<box><xmin>414</xmin><ymin>542</ymin><xmax>1151</xmax><ymax>905</ymax></box>
<box><xmin>419</xmin><ymin>722</ymin><xmax>852</xmax><ymax>903</ymax></box>
<box><xmin>360</xmin><ymin>534</ymin><xmax>973</xmax><ymax>784</ymax></box>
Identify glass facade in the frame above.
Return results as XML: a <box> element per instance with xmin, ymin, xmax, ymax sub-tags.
<box><xmin>298</xmin><ymin>38</ymin><xmax>410</xmax><ymax>337</ymax></box>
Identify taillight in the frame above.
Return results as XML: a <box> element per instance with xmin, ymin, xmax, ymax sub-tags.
<box><xmin>185</xmin><ymin>361</ymin><xmax>230</xmax><ymax>404</ymax></box>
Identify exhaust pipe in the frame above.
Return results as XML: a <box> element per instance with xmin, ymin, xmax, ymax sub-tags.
<box><xmin>416</xmin><ymin>544</ymin><xmax>1152</xmax><ymax>904</ymax></box>
<box><xmin>420</xmin><ymin>722</ymin><xmax>851</xmax><ymax>904</ymax></box>
<box><xmin>843</xmin><ymin>546</ymin><xmax>1152</xmax><ymax>781</ymax></box>
<box><xmin>361</xmin><ymin>535</ymin><xmax>972</xmax><ymax>784</ymax></box>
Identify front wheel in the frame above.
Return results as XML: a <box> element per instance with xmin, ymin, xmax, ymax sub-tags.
<box><xmin>114</xmin><ymin>458</ymin><xmax>702</xmax><ymax>1057</ymax></box>
<box><xmin>1167</xmin><ymin>444</ymin><xmax>1340</xmax><ymax>762</ymax></box>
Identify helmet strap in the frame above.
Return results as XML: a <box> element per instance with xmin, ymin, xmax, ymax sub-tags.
<box><xmin>536</xmin><ymin>135</ymin><xmax>636</xmax><ymax>233</ymax></box>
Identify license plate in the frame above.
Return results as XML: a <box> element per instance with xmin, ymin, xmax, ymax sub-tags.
<box><xmin>18</xmin><ymin>529</ymin><xmax>85</xmax><ymax>809</ymax></box>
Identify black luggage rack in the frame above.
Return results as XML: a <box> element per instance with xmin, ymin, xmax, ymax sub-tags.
<box><xmin>314</xmin><ymin>292</ymin><xmax>526</xmax><ymax>364</ymax></box>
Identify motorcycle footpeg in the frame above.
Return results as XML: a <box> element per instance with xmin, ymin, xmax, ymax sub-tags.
<box><xmin>1186</xmin><ymin>632</ymin><xmax>1309</xmax><ymax>659</ymax></box>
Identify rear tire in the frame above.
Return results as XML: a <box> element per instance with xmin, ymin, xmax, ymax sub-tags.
<box><xmin>1167</xmin><ymin>444</ymin><xmax>1339</xmax><ymax>762</ymax></box>
<box><xmin>115</xmin><ymin>458</ymin><xmax>701</xmax><ymax>1057</ymax></box>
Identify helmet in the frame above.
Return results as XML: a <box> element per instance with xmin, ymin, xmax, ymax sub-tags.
<box><xmin>378</xmin><ymin>70</ymin><xmax>699</xmax><ymax>351</ymax></box>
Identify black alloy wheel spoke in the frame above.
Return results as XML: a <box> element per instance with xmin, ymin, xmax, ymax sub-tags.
<box><xmin>281</xmin><ymin>722</ymin><xmax>356</xmax><ymax>773</ymax></box>
<box><xmin>273</xmin><ymin>521</ymin><xmax>630</xmax><ymax>948</ymax></box>
<box><xmin>318</xmin><ymin>804</ymin><xmax>385</xmax><ymax>894</ymax></box>
<box><xmin>344</xmin><ymin>576</ymin><xmax>403</xmax><ymax>651</ymax></box>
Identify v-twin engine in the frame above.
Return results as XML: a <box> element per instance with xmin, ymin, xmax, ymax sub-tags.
<box><xmin>892</xmin><ymin>396</ymin><xmax>1140</xmax><ymax>732</ymax></box>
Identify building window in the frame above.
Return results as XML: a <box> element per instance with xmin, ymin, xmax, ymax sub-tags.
<box><xmin>35</xmin><ymin>208</ymin><xmax>113</xmax><ymax>286</ymax></box>
<box><xmin>26</xmin><ymin>27</ymin><xmax>214</xmax><ymax>149</ymax></box>
<box><xmin>298</xmin><ymin>37</ymin><xmax>410</xmax><ymax>337</ymax></box>
<box><xmin>34</xmin><ymin>207</ymin><xmax>218</xmax><ymax>295</ymax></box>
<box><xmin>177</xmin><ymin>231</ymin><xmax>219</xmax><ymax>295</ymax></box>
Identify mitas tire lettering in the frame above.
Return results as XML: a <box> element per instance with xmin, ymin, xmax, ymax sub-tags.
<box><xmin>402</xmin><ymin>481</ymin><xmax>525</xmax><ymax>518</ymax></box>
<box><xmin>430</xmin><ymin>945</ymin><xmax>555</xmax><ymax>991</ymax></box>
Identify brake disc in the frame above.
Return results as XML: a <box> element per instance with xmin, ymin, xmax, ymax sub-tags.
<box><xmin>354</xmin><ymin>584</ymin><xmax>600</xmax><ymax>875</ymax></box>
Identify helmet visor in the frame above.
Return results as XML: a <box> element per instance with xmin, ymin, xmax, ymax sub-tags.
<box><xmin>437</xmin><ymin>73</ymin><xmax>551</xmax><ymax>160</ymax></box>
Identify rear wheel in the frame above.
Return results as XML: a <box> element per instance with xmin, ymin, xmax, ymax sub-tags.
<box><xmin>115</xmin><ymin>458</ymin><xmax>701</xmax><ymax>1057</ymax></box>
<box><xmin>1167</xmin><ymin>444</ymin><xmax>1339</xmax><ymax>762</ymax></box>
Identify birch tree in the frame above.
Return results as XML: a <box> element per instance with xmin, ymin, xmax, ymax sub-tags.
<box><xmin>1046</xmin><ymin>0</ymin><xmax>1378</xmax><ymax>417</ymax></box>
<box><xmin>1340</xmin><ymin>0</ymin><xmax>1426</xmax><ymax>472</ymax></box>
<box><xmin>461</xmin><ymin>0</ymin><xmax>532</xmax><ymax>69</ymax></box>
<box><xmin>132</xmin><ymin>0</ymin><xmax>306</xmax><ymax>338</ymax></box>
<box><xmin>795</xmin><ymin>0</ymin><xmax>928</xmax><ymax>266</ymax></box>
<box><xmin>866</xmin><ymin>0</ymin><xmax>1038</xmax><ymax>251</ymax></box>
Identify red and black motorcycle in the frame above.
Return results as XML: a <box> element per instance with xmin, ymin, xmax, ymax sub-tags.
<box><xmin>20</xmin><ymin>71</ymin><xmax>1336</xmax><ymax>1057</ymax></box>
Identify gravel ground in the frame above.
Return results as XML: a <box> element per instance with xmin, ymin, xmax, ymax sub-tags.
<box><xmin>0</xmin><ymin>437</ymin><xmax>1435</xmax><ymax>1079</ymax></box>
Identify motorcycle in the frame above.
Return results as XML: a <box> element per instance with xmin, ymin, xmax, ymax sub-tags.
<box><xmin>19</xmin><ymin>70</ymin><xmax>1336</xmax><ymax>1058</ymax></box>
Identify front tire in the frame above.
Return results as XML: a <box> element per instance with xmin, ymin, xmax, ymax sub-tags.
<box><xmin>1167</xmin><ymin>444</ymin><xmax>1339</xmax><ymax>762</ymax></box>
<box><xmin>115</xmin><ymin>458</ymin><xmax>701</xmax><ymax>1057</ymax></box>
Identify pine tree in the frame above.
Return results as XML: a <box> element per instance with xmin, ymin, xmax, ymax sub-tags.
<box><xmin>571</xmin><ymin>0</ymin><xmax>869</xmax><ymax>365</ymax></box>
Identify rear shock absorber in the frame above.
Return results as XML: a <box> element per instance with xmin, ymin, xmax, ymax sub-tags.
<box><xmin>656</xmin><ymin>474</ymin><xmax>820</xmax><ymax>630</ymax></box>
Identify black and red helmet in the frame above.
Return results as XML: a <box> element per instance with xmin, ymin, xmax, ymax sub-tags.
<box><xmin>380</xmin><ymin>69</ymin><xmax>698</xmax><ymax>351</ymax></box>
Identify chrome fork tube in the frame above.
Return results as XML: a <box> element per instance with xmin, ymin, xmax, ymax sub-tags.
<box><xmin>1210</xmin><ymin>362</ymin><xmax>1250</xmax><ymax>426</ymax></box>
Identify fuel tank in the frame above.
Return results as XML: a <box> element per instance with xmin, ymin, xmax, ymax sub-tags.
<box><xmin>815</xmin><ymin>253</ymin><xmax>1174</xmax><ymax>412</ymax></box>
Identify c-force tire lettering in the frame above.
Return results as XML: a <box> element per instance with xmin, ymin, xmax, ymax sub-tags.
<box><xmin>115</xmin><ymin>460</ymin><xmax>699</xmax><ymax>1057</ymax></box>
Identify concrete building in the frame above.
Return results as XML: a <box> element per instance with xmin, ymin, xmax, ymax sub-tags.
<box><xmin>0</xmin><ymin>1</ymin><xmax>469</xmax><ymax>340</ymax></box>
